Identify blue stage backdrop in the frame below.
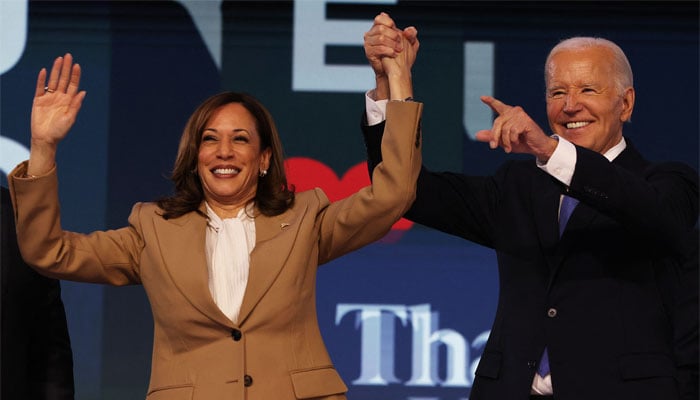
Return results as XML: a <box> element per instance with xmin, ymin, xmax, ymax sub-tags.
<box><xmin>0</xmin><ymin>1</ymin><xmax>697</xmax><ymax>399</ymax></box>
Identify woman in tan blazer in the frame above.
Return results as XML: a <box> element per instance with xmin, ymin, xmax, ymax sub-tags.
<box><xmin>8</xmin><ymin>26</ymin><xmax>420</xmax><ymax>400</ymax></box>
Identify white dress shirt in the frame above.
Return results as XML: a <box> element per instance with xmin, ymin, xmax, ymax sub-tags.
<box><xmin>205</xmin><ymin>203</ymin><xmax>256</xmax><ymax>324</ymax></box>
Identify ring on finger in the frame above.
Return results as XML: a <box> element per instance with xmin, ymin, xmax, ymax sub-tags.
<box><xmin>44</xmin><ymin>86</ymin><xmax>55</xmax><ymax>93</ymax></box>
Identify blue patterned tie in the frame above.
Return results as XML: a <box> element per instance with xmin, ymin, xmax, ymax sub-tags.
<box><xmin>538</xmin><ymin>348</ymin><xmax>550</xmax><ymax>377</ymax></box>
<box><xmin>539</xmin><ymin>195</ymin><xmax>580</xmax><ymax>377</ymax></box>
<box><xmin>558</xmin><ymin>194</ymin><xmax>579</xmax><ymax>237</ymax></box>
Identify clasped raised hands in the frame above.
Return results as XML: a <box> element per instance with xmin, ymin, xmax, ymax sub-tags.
<box><xmin>364</xmin><ymin>12</ymin><xmax>419</xmax><ymax>76</ymax></box>
<box><xmin>363</xmin><ymin>12</ymin><xmax>419</xmax><ymax>100</ymax></box>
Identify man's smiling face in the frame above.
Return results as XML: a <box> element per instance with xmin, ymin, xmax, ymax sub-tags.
<box><xmin>545</xmin><ymin>46</ymin><xmax>635</xmax><ymax>154</ymax></box>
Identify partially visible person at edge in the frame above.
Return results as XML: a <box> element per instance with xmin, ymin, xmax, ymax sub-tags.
<box><xmin>1</xmin><ymin>185</ymin><xmax>75</xmax><ymax>399</ymax></box>
<box><xmin>361</xmin><ymin>12</ymin><xmax>698</xmax><ymax>400</ymax></box>
<box><xmin>8</xmin><ymin>38</ymin><xmax>421</xmax><ymax>399</ymax></box>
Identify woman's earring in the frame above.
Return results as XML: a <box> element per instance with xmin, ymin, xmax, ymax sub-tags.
<box><xmin>259</xmin><ymin>169</ymin><xmax>268</xmax><ymax>178</ymax></box>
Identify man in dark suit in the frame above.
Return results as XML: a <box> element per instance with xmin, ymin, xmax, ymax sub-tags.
<box><xmin>1</xmin><ymin>185</ymin><xmax>75</xmax><ymax>399</ymax></box>
<box><xmin>655</xmin><ymin>228</ymin><xmax>699</xmax><ymax>399</ymax></box>
<box><xmin>361</xmin><ymin>13</ymin><xmax>698</xmax><ymax>400</ymax></box>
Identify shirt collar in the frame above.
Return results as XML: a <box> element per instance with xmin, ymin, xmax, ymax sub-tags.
<box><xmin>603</xmin><ymin>136</ymin><xmax>627</xmax><ymax>161</ymax></box>
<box><xmin>205</xmin><ymin>202</ymin><xmax>255</xmax><ymax>231</ymax></box>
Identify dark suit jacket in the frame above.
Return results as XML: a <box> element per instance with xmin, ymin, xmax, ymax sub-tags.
<box><xmin>1</xmin><ymin>186</ymin><xmax>74</xmax><ymax>400</ymax></box>
<box><xmin>654</xmin><ymin>228</ymin><xmax>699</xmax><ymax>400</ymax></box>
<box><xmin>363</xmin><ymin>120</ymin><xmax>699</xmax><ymax>400</ymax></box>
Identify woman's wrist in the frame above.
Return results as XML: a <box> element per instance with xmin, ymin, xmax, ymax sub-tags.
<box><xmin>387</xmin><ymin>73</ymin><xmax>413</xmax><ymax>101</ymax></box>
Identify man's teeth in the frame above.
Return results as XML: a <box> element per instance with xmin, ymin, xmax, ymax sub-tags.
<box><xmin>566</xmin><ymin>121</ymin><xmax>589</xmax><ymax>129</ymax></box>
<box><xmin>214</xmin><ymin>168</ymin><xmax>239</xmax><ymax>174</ymax></box>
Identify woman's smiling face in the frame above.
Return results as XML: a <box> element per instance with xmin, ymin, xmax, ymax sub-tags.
<box><xmin>197</xmin><ymin>102</ymin><xmax>270</xmax><ymax>215</ymax></box>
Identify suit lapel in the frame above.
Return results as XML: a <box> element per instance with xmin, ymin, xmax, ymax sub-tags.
<box><xmin>530</xmin><ymin>169</ymin><xmax>598</xmax><ymax>283</ymax></box>
<box><xmin>153</xmin><ymin>198</ymin><xmax>314</xmax><ymax>328</ymax></box>
<box><xmin>153</xmin><ymin>207</ymin><xmax>232</xmax><ymax>328</ymax></box>
<box><xmin>236</xmin><ymin>200</ymin><xmax>310</xmax><ymax>325</ymax></box>
<box><xmin>548</xmin><ymin>142</ymin><xmax>647</xmax><ymax>282</ymax></box>
<box><xmin>557</xmin><ymin>142</ymin><xmax>646</xmax><ymax>245</ymax></box>
<box><xmin>554</xmin><ymin>201</ymin><xmax>597</xmax><ymax>268</ymax></box>
<box><xmin>611</xmin><ymin>141</ymin><xmax>648</xmax><ymax>173</ymax></box>
<box><xmin>532</xmin><ymin>173</ymin><xmax>563</xmax><ymax>273</ymax></box>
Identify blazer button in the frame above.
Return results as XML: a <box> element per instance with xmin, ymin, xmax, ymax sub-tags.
<box><xmin>244</xmin><ymin>374</ymin><xmax>253</xmax><ymax>387</ymax></box>
<box><xmin>547</xmin><ymin>308</ymin><xmax>557</xmax><ymax>318</ymax></box>
<box><xmin>231</xmin><ymin>329</ymin><xmax>242</xmax><ymax>341</ymax></box>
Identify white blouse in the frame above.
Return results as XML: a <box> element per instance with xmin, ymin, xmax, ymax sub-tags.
<box><xmin>204</xmin><ymin>203</ymin><xmax>256</xmax><ymax>324</ymax></box>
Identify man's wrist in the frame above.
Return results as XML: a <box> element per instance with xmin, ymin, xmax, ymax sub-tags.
<box><xmin>373</xmin><ymin>75</ymin><xmax>389</xmax><ymax>100</ymax></box>
<box><xmin>536</xmin><ymin>137</ymin><xmax>559</xmax><ymax>164</ymax></box>
<box><xmin>365</xmin><ymin>91</ymin><xmax>388</xmax><ymax>126</ymax></box>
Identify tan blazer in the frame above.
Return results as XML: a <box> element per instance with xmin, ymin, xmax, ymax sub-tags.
<box><xmin>9</xmin><ymin>101</ymin><xmax>422</xmax><ymax>400</ymax></box>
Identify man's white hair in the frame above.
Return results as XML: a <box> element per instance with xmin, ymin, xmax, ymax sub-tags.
<box><xmin>545</xmin><ymin>37</ymin><xmax>634</xmax><ymax>94</ymax></box>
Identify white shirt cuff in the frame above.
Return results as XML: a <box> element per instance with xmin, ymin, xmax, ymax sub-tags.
<box><xmin>365</xmin><ymin>90</ymin><xmax>388</xmax><ymax>126</ymax></box>
<box><xmin>537</xmin><ymin>135</ymin><xmax>576</xmax><ymax>187</ymax></box>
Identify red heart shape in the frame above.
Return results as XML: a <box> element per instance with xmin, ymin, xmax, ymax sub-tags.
<box><xmin>284</xmin><ymin>157</ymin><xmax>413</xmax><ymax>237</ymax></box>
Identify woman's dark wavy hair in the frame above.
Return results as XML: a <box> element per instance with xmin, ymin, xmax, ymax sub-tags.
<box><xmin>157</xmin><ymin>92</ymin><xmax>295</xmax><ymax>219</ymax></box>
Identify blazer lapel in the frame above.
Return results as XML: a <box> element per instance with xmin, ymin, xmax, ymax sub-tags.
<box><xmin>236</xmin><ymin>201</ymin><xmax>310</xmax><ymax>325</ymax></box>
<box><xmin>548</xmin><ymin>143</ymin><xmax>646</xmax><ymax>281</ymax></box>
<box><xmin>556</xmin><ymin>142</ymin><xmax>646</xmax><ymax>250</ymax></box>
<box><xmin>555</xmin><ymin>201</ymin><xmax>597</xmax><ymax>258</ymax></box>
<box><xmin>612</xmin><ymin>141</ymin><xmax>649</xmax><ymax>173</ymax></box>
<box><xmin>153</xmin><ymin>207</ymin><xmax>232</xmax><ymax>328</ymax></box>
<box><xmin>532</xmin><ymin>173</ymin><xmax>563</xmax><ymax>273</ymax></box>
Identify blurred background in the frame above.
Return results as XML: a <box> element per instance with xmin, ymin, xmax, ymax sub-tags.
<box><xmin>0</xmin><ymin>1</ymin><xmax>697</xmax><ymax>399</ymax></box>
